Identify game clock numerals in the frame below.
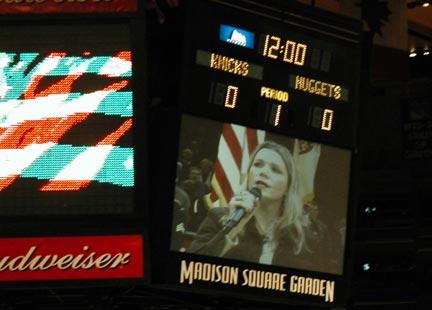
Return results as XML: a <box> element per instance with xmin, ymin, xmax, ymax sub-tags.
<box><xmin>260</xmin><ymin>34</ymin><xmax>307</xmax><ymax>66</ymax></box>
<box><xmin>258</xmin><ymin>33</ymin><xmax>333</xmax><ymax>72</ymax></box>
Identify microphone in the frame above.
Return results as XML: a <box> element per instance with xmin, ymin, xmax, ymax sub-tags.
<box><xmin>222</xmin><ymin>187</ymin><xmax>262</xmax><ymax>234</ymax></box>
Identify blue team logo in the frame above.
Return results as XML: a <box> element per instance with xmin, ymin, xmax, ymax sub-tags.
<box><xmin>219</xmin><ymin>24</ymin><xmax>255</xmax><ymax>49</ymax></box>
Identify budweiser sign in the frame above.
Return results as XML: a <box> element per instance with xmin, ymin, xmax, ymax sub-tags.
<box><xmin>0</xmin><ymin>235</ymin><xmax>144</xmax><ymax>281</ymax></box>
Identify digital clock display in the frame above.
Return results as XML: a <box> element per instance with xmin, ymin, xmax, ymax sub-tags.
<box><xmin>257</xmin><ymin>33</ymin><xmax>333</xmax><ymax>73</ymax></box>
<box><xmin>260</xmin><ymin>34</ymin><xmax>308</xmax><ymax>66</ymax></box>
<box><xmin>179</xmin><ymin>0</ymin><xmax>361</xmax><ymax>149</ymax></box>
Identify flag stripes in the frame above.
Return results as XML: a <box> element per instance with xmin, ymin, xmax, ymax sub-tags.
<box><xmin>210</xmin><ymin>122</ymin><xmax>265</xmax><ymax>207</ymax></box>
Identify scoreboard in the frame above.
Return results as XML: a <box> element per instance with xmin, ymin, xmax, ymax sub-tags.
<box><xmin>178</xmin><ymin>0</ymin><xmax>361</xmax><ymax>149</ymax></box>
<box><xmin>151</xmin><ymin>0</ymin><xmax>361</xmax><ymax>308</ymax></box>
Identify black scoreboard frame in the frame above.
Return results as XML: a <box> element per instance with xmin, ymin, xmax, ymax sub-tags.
<box><xmin>149</xmin><ymin>0</ymin><xmax>362</xmax><ymax>308</ymax></box>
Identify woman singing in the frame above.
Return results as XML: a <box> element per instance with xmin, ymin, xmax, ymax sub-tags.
<box><xmin>189</xmin><ymin>140</ymin><xmax>329</xmax><ymax>272</ymax></box>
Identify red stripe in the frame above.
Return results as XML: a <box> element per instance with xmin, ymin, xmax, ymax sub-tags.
<box><xmin>222</xmin><ymin>124</ymin><xmax>241</xmax><ymax>170</ymax></box>
<box><xmin>115</xmin><ymin>51</ymin><xmax>131</xmax><ymax>62</ymax></box>
<box><xmin>102</xmin><ymin>80</ymin><xmax>128</xmax><ymax>91</ymax></box>
<box><xmin>97</xmin><ymin>118</ymin><xmax>132</xmax><ymax>145</ymax></box>
<box><xmin>36</xmin><ymin>74</ymin><xmax>82</xmax><ymax>98</ymax></box>
<box><xmin>0</xmin><ymin>113</ymin><xmax>91</xmax><ymax>149</ymax></box>
<box><xmin>0</xmin><ymin>176</ymin><xmax>18</xmax><ymax>191</ymax></box>
<box><xmin>209</xmin><ymin>191</ymin><xmax>218</xmax><ymax>202</ymax></box>
<box><xmin>246</xmin><ymin>127</ymin><xmax>258</xmax><ymax>155</ymax></box>
<box><xmin>213</xmin><ymin>160</ymin><xmax>233</xmax><ymax>202</ymax></box>
<box><xmin>40</xmin><ymin>180</ymin><xmax>91</xmax><ymax>191</ymax></box>
<box><xmin>49</xmin><ymin>52</ymin><xmax>67</xmax><ymax>57</ymax></box>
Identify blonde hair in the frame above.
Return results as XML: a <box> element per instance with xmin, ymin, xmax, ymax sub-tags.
<box><xmin>245</xmin><ymin>141</ymin><xmax>308</xmax><ymax>254</ymax></box>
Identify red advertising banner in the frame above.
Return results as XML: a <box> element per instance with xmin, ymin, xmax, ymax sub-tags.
<box><xmin>0</xmin><ymin>235</ymin><xmax>144</xmax><ymax>281</ymax></box>
<box><xmin>0</xmin><ymin>0</ymin><xmax>138</xmax><ymax>14</ymax></box>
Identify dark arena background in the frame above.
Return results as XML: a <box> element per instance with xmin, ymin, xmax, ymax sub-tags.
<box><xmin>0</xmin><ymin>0</ymin><xmax>431</xmax><ymax>309</ymax></box>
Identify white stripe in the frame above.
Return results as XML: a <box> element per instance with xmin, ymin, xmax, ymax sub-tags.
<box><xmin>52</xmin><ymin>145</ymin><xmax>113</xmax><ymax>181</ymax></box>
<box><xmin>0</xmin><ymin>90</ymin><xmax>115</xmax><ymax>128</ymax></box>
<box><xmin>240</xmin><ymin>127</ymin><xmax>250</xmax><ymax>176</ymax></box>
<box><xmin>257</xmin><ymin>129</ymin><xmax>266</xmax><ymax>144</ymax></box>
<box><xmin>99</xmin><ymin>57</ymin><xmax>132</xmax><ymax>77</ymax></box>
<box><xmin>0</xmin><ymin>143</ymin><xmax>55</xmax><ymax>178</ymax></box>
<box><xmin>32</xmin><ymin>56</ymin><xmax>62</xmax><ymax>76</ymax></box>
<box><xmin>231</xmin><ymin>123</ymin><xmax>245</xmax><ymax>144</ymax></box>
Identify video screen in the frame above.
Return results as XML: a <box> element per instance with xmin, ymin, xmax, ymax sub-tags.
<box><xmin>0</xmin><ymin>24</ymin><xmax>134</xmax><ymax>215</ymax></box>
<box><xmin>171</xmin><ymin>114</ymin><xmax>351</xmax><ymax>275</ymax></box>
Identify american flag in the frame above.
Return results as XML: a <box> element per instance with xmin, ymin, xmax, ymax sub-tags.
<box><xmin>0</xmin><ymin>51</ymin><xmax>133</xmax><ymax>195</ymax></box>
<box><xmin>209</xmin><ymin>122</ymin><xmax>265</xmax><ymax>207</ymax></box>
<box><xmin>208</xmin><ymin>122</ymin><xmax>321</xmax><ymax>208</ymax></box>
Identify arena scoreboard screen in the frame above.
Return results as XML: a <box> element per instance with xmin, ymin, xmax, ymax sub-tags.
<box><xmin>152</xmin><ymin>0</ymin><xmax>361</xmax><ymax>308</ymax></box>
<box><xmin>178</xmin><ymin>0</ymin><xmax>361</xmax><ymax>149</ymax></box>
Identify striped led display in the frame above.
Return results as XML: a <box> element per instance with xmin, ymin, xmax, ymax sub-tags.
<box><xmin>0</xmin><ymin>32</ymin><xmax>134</xmax><ymax>215</ymax></box>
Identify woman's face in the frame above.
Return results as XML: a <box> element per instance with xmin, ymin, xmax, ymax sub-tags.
<box><xmin>248</xmin><ymin>148</ymin><xmax>289</xmax><ymax>202</ymax></box>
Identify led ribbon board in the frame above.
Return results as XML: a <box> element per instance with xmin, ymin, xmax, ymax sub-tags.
<box><xmin>0</xmin><ymin>23</ymin><xmax>134</xmax><ymax>215</ymax></box>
